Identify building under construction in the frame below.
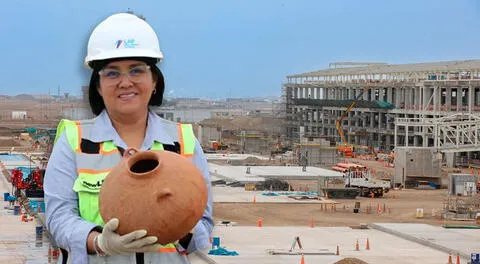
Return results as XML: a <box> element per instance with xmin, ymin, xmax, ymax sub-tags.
<box><xmin>283</xmin><ymin>60</ymin><xmax>480</xmax><ymax>159</ymax></box>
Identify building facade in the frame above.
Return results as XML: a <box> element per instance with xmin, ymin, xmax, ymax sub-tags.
<box><xmin>283</xmin><ymin>60</ymin><xmax>480</xmax><ymax>154</ymax></box>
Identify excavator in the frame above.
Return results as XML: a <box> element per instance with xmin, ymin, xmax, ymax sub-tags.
<box><xmin>336</xmin><ymin>88</ymin><xmax>368</xmax><ymax>157</ymax></box>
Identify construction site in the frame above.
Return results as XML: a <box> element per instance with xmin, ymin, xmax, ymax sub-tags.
<box><xmin>1</xmin><ymin>61</ymin><xmax>480</xmax><ymax>264</ymax></box>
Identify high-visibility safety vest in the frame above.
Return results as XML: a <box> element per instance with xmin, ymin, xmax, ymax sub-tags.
<box><xmin>55</xmin><ymin>117</ymin><xmax>196</xmax><ymax>263</ymax></box>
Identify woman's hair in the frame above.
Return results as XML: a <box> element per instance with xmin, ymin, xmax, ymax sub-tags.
<box><xmin>88</xmin><ymin>57</ymin><xmax>165</xmax><ymax>116</ymax></box>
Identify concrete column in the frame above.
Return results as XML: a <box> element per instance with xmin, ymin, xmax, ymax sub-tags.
<box><xmin>399</xmin><ymin>87</ymin><xmax>404</xmax><ymax>108</ymax></box>
<box><xmin>409</xmin><ymin>88</ymin><xmax>414</xmax><ymax>108</ymax></box>
<box><xmin>445</xmin><ymin>87</ymin><xmax>452</xmax><ymax>111</ymax></box>
<box><xmin>370</xmin><ymin>112</ymin><xmax>375</xmax><ymax>128</ymax></box>
<box><xmin>378</xmin><ymin>113</ymin><xmax>383</xmax><ymax>130</ymax></box>
<box><xmin>405</xmin><ymin>88</ymin><xmax>410</xmax><ymax>108</ymax></box>
<box><xmin>469</xmin><ymin>85</ymin><xmax>474</xmax><ymax>113</ymax></box>
<box><xmin>475</xmin><ymin>88</ymin><xmax>480</xmax><ymax>106</ymax></box>
<box><xmin>393</xmin><ymin>87</ymin><xmax>398</xmax><ymax>106</ymax></box>
<box><xmin>387</xmin><ymin>87</ymin><xmax>393</xmax><ymax>103</ymax></box>
<box><xmin>455</xmin><ymin>88</ymin><xmax>460</xmax><ymax>111</ymax></box>
<box><xmin>423</xmin><ymin>87</ymin><xmax>431</xmax><ymax>110</ymax></box>
<box><xmin>452</xmin><ymin>88</ymin><xmax>457</xmax><ymax>111</ymax></box>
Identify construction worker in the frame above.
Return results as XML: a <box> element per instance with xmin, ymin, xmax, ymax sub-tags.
<box><xmin>44</xmin><ymin>13</ymin><xmax>213</xmax><ymax>264</ymax></box>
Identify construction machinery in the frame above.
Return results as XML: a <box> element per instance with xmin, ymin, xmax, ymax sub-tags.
<box><xmin>332</xmin><ymin>163</ymin><xmax>390</xmax><ymax>197</ymax></box>
<box><xmin>336</xmin><ymin>89</ymin><xmax>367</xmax><ymax>157</ymax></box>
<box><xmin>208</xmin><ymin>140</ymin><xmax>228</xmax><ymax>151</ymax></box>
<box><xmin>11</xmin><ymin>168</ymin><xmax>45</xmax><ymax>198</ymax></box>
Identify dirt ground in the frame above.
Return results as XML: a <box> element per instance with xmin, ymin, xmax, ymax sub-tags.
<box><xmin>213</xmin><ymin>188</ymin><xmax>468</xmax><ymax>227</ymax></box>
<box><xmin>213</xmin><ymin>156</ymin><xmax>478</xmax><ymax>227</ymax></box>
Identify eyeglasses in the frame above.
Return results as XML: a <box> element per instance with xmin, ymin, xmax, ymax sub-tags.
<box><xmin>99</xmin><ymin>65</ymin><xmax>151</xmax><ymax>84</ymax></box>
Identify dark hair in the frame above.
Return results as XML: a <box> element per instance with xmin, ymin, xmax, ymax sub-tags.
<box><xmin>88</xmin><ymin>57</ymin><xmax>165</xmax><ymax>116</ymax></box>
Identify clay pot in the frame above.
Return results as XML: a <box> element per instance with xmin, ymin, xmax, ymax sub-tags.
<box><xmin>99</xmin><ymin>148</ymin><xmax>208</xmax><ymax>244</ymax></box>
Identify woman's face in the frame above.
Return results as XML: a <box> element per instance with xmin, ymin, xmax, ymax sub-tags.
<box><xmin>97</xmin><ymin>60</ymin><xmax>156</xmax><ymax>117</ymax></box>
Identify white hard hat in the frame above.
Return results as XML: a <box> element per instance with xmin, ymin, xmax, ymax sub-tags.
<box><xmin>85</xmin><ymin>13</ymin><xmax>163</xmax><ymax>68</ymax></box>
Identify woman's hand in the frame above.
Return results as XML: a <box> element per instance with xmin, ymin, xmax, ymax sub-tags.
<box><xmin>95</xmin><ymin>218</ymin><xmax>162</xmax><ymax>255</ymax></box>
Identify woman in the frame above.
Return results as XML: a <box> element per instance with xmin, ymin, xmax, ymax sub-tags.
<box><xmin>44</xmin><ymin>13</ymin><xmax>213</xmax><ymax>264</ymax></box>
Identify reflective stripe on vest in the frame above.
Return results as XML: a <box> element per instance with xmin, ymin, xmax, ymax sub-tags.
<box><xmin>55</xmin><ymin>119</ymin><xmax>81</xmax><ymax>152</ymax></box>
<box><xmin>177</xmin><ymin>123</ymin><xmax>195</xmax><ymax>156</ymax></box>
<box><xmin>56</xmin><ymin>118</ymin><xmax>195</xmax><ymax>253</ymax></box>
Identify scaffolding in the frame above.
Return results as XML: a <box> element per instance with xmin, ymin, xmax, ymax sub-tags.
<box><xmin>443</xmin><ymin>195</ymin><xmax>480</xmax><ymax>220</ymax></box>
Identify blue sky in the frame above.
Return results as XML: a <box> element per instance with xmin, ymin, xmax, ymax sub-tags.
<box><xmin>1</xmin><ymin>0</ymin><xmax>479</xmax><ymax>98</ymax></box>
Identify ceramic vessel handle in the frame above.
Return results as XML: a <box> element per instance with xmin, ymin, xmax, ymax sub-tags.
<box><xmin>156</xmin><ymin>188</ymin><xmax>173</xmax><ymax>202</ymax></box>
<box><xmin>123</xmin><ymin>147</ymin><xmax>139</xmax><ymax>159</ymax></box>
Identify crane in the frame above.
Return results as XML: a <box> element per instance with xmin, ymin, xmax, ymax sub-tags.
<box><xmin>336</xmin><ymin>88</ymin><xmax>368</xmax><ymax>156</ymax></box>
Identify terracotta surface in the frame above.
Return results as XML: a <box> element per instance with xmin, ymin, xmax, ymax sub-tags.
<box><xmin>99</xmin><ymin>148</ymin><xmax>208</xmax><ymax>244</ymax></box>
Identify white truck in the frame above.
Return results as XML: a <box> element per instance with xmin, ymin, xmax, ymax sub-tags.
<box><xmin>343</xmin><ymin>169</ymin><xmax>391</xmax><ymax>197</ymax></box>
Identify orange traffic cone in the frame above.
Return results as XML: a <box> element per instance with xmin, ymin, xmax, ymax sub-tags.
<box><xmin>336</xmin><ymin>245</ymin><xmax>340</xmax><ymax>255</ymax></box>
<box><xmin>456</xmin><ymin>253</ymin><xmax>460</xmax><ymax>264</ymax></box>
<box><xmin>392</xmin><ymin>195</ymin><xmax>396</xmax><ymax>199</ymax></box>
<box><xmin>300</xmin><ymin>253</ymin><xmax>305</xmax><ymax>264</ymax></box>
<box><xmin>447</xmin><ymin>254</ymin><xmax>453</xmax><ymax>264</ymax></box>
<box><xmin>355</xmin><ymin>239</ymin><xmax>359</xmax><ymax>251</ymax></box>
<box><xmin>325</xmin><ymin>191</ymin><xmax>329</xmax><ymax>200</ymax></box>
<box><xmin>366</xmin><ymin>238</ymin><xmax>370</xmax><ymax>250</ymax></box>
<box><xmin>309</xmin><ymin>217</ymin><xmax>314</xmax><ymax>228</ymax></box>
<box><xmin>257</xmin><ymin>218</ymin><xmax>262</xmax><ymax>227</ymax></box>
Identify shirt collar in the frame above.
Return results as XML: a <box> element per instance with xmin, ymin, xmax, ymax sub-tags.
<box><xmin>89</xmin><ymin>109</ymin><xmax>175</xmax><ymax>147</ymax></box>
<box><xmin>89</xmin><ymin>110</ymin><xmax>117</xmax><ymax>143</ymax></box>
<box><xmin>144</xmin><ymin>110</ymin><xmax>175</xmax><ymax>146</ymax></box>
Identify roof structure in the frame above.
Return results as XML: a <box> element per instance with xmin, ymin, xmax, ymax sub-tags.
<box><xmin>288</xmin><ymin>60</ymin><xmax>480</xmax><ymax>78</ymax></box>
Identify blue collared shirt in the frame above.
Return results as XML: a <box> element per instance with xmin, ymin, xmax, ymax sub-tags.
<box><xmin>44</xmin><ymin>110</ymin><xmax>214</xmax><ymax>263</ymax></box>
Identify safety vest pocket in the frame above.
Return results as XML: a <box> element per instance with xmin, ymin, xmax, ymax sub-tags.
<box><xmin>73</xmin><ymin>172</ymin><xmax>109</xmax><ymax>226</ymax></box>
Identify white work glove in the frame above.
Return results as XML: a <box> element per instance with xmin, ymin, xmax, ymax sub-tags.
<box><xmin>96</xmin><ymin>218</ymin><xmax>162</xmax><ymax>255</ymax></box>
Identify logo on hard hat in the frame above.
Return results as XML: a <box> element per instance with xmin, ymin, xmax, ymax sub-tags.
<box><xmin>115</xmin><ymin>39</ymin><xmax>139</xmax><ymax>49</ymax></box>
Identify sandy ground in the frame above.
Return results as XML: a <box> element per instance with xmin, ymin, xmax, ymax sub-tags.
<box><xmin>213</xmin><ymin>156</ymin><xmax>478</xmax><ymax>227</ymax></box>
<box><xmin>213</xmin><ymin>188</ymin><xmax>471</xmax><ymax>227</ymax></box>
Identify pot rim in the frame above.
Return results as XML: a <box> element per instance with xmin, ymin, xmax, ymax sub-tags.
<box><xmin>126</xmin><ymin>150</ymin><xmax>161</xmax><ymax>177</ymax></box>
